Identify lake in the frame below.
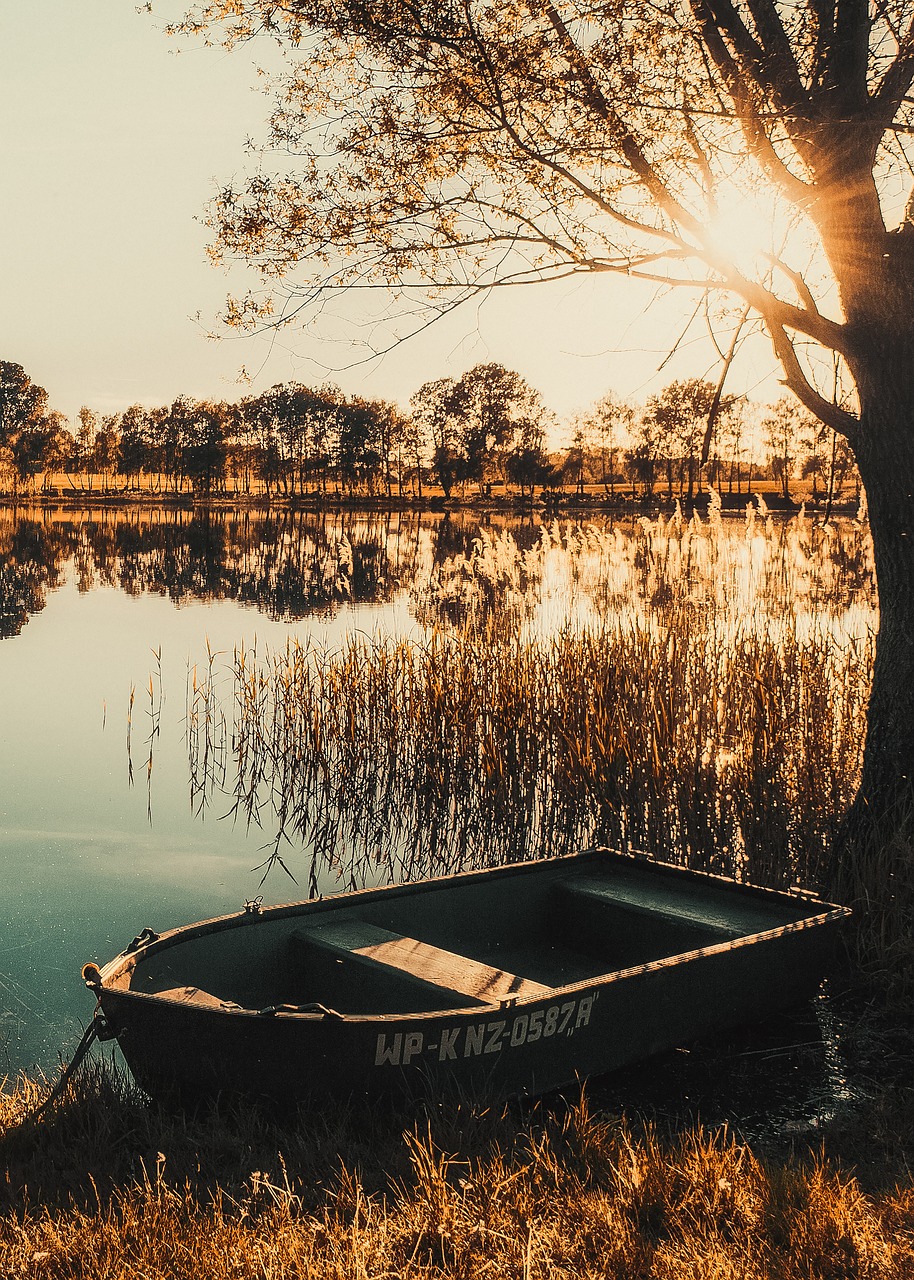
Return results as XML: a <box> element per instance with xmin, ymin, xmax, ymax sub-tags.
<box><xmin>0</xmin><ymin>506</ymin><xmax>476</xmax><ymax>1074</ymax></box>
<box><xmin>0</xmin><ymin>501</ymin><xmax>875</xmax><ymax>1079</ymax></box>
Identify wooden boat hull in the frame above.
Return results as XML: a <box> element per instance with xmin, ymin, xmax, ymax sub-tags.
<box><xmin>85</xmin><ymin>849</ymin><xmax>849</xmax><ymax>1105</ymax></box>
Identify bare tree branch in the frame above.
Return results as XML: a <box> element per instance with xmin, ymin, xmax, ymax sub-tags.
<box><xmin>767</xmin><ymin>320</ymin><xmax>860</xmax><ymax>437</ymax></box>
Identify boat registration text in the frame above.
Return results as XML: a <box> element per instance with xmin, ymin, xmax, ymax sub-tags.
<box><xmin>374</xmin><ymin>993</ymin><xmax>597</xmax><ymax>1067</ymax></box>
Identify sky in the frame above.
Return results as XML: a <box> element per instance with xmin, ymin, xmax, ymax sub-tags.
<box><xmin>1</xmin><ymin>1</ymin><xmax>784</xmax><ymax>434</ymax></box>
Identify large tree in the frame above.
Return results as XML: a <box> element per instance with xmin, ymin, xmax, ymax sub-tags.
<box><xmin>411</xmin><ymin>363</ymin><xmax>549</xmax><ymax>493</ymax></box>
<box><xmin>176</xmin><ymin>1</ymin><xmax>914</xmax><ymax>892</ymax></box>
<box><xmin>449</xmin><ymin>362</ymin><xmax>551</xmax><ymax>487</ymax></box>
<box><xmin>245</xmin><ymin>383</ymin><xmax>339</xmax><ymax>494</ymax></box>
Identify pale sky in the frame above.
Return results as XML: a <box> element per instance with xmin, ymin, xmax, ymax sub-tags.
<box><xmin>1</xmin><ymin>1</ymin><xmax>783</xmax><ymax>433</ymax></box>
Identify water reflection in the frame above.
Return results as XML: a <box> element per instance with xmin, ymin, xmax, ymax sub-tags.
<box><xmin>0</xmin><ymin>519</ymin><xmax>70</xmax><ymax>638</ymax></box>
<box><xmin>0</xmin><ymin>500</ymin><xmax>879</xmax><ymax>1081</ymax></box>
<box><xmin>0</xmin><ymin>502</ymin><xmax>877</xmax><ymax>642</ymax></box>
<box><xmin>0</xmin><ymin>506</ymin><xmax>487</xmax><ymax>638</ymax></box>
<box><xmin>589</xmin><ymin>991</ymin><xmax>864</xmax><ymax>1146</ymax></box>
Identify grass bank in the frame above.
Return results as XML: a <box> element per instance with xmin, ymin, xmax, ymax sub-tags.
<box><xmin>3</xmin><ymin>1054</ymin><xmax>914</xmax><ymax>1279</ymax></box>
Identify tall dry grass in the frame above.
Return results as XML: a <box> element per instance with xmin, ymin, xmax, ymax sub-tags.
<box><xmin>2</xmin><ymin>1065</ymin><xmax>913</xmax><ymax>1279</ymax></box>
<box><xmin>411</xmin><ymin>496</ymin><xmax>876</xmax><ymax>636</ymax></box>
<box><xmin>187</xmin><ymin>502</ymin><xmax>875</xmax><ymax>900</ymax></box>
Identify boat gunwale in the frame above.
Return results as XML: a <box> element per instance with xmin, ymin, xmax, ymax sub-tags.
<box><xmin>102</xmin><ymin>909</ymin><xmax>850</xmax><ymax>1025</ymax></box>
<box><xmin>92</xmin><ymin>847</ymin><xmax>851</xmax><ymax>1024</ymax></box>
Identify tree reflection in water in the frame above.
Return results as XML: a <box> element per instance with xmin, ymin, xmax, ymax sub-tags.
<box><xmin>0</xmin><ymin>518</ymin><xmax>71</xmax><ymax>639</ymax></box>
<box><xmin>0</xmin><ymin>506</ymin><xmax>502</xmax><ymax>639</ymax></box>
<box><xmin>0</xmin><ymin>505</ymin><xmax>553</xmax><ymax>642</ymax></box>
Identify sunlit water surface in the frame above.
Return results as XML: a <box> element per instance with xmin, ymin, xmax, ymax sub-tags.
<box><xmin>1</xmin><ymin>508</ymin><xmax>435</xmax><ymax>1074</ymax></box>
<box><xmin>0</xmin><ymin>503</ymin><xmax>875</xmax><ymax>1132</ymax></box>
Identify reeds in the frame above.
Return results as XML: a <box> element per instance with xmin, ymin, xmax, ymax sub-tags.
<box><xmin>411</xmin><ymin>498</ymin><xmax>875</xmax><ymax>637</ymax></box>
<box><xmin>204</xmin><ymin>621</ymin><xmax>867</xmax><ymax>897</ymax></box>
<box><xmin>189</xmin><ymin>504</ymin><xmax>874</xmax><ymax>898</ymax></box>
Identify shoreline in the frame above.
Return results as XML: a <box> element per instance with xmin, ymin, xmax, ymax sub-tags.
<box><xmin>0</xmin><ymin>487</ymin><xmax>861</xmax><ymax>518</ymax></box>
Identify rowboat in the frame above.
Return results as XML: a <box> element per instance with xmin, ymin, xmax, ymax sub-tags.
<box><xmin>82</xmin><ymin>848</ymin><xmax>849</xmax><ymax>1105</ymax></box>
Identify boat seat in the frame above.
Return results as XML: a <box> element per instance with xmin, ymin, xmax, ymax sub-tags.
<box><xmin>291</xmin><ymin>918</ymin><xmax>550</xmax><ymax>1004</ymax></box>
<box><xmin>555</xmin><ymin>874</ymin><xmax>781</xmax><ymax>939</ymax></box>
<box><xmin>156</xmin><ymin>986</ymin><xmax>245</xmax><ymax>1011</ymax></box>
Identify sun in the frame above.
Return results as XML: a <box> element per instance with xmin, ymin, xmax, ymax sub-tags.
<box><xmin>703</xmin><ymin>188</ymin><xmax>782</xmax><ymax>272</ymax></box>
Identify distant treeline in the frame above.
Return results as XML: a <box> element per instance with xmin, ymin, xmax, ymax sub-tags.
<box><xmin>1</xmin><ymin>359</ymin><xmax>861</xmax><ymax>504</ymax></box>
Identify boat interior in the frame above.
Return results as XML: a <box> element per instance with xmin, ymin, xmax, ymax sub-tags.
<box><xmin>116</xmin><ymin>856</ymin><xmax>821</xmax><ymax>1016</ymax></box>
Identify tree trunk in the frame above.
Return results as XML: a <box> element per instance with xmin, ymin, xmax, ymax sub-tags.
<box><xmin>830</xmin><ymin>356</ymin><xmax>914</xmax><ymax>920</ymax></box>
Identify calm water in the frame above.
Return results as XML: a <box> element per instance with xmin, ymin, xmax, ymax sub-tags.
<box><xmin>0</xmin><ymin>505</ymin><xmax>506</xmax><ymax>1074</ymax></box>
<box><xmin>0</xmin><ymin>502</ymin><xmax>874</xmax><ymax>1093</ymax></box>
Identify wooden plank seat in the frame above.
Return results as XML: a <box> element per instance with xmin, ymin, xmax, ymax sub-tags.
<box><xmin>156</xmin><ymin>986</ymin><xmax>245</xmax><ymax>1010</ymax></box>
<box><xmin>556</xmin><ymin>874</ymin><xmax>784</xmax><ymax>939</ymax></box>
<box><xmin>292</xmin><ymin>918</ymin><xmax>550</xmax><ymax>1004</ymax></box>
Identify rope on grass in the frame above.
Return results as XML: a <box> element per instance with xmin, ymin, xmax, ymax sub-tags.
<box><xmin>19</xmin><ymin>1015</ymin><xmax>103</xmax><ymax>1127</ymax></box>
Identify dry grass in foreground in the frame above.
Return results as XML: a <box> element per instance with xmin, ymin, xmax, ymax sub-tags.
<box><xmin>2</xmin><ymin>1060</ymin><xmax>913</xmax><ymax>1279</ymax></box>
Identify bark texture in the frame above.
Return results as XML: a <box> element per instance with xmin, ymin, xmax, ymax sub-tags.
<box><xmin>828</xmin><ymin>232</ymin><xmax>914</xmax><ymax>908</ymax></box>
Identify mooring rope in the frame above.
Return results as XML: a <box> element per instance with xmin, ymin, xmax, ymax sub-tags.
<box><xmin>18</xmin><ymin>1015</ymin><xmax>102</xmax><ymax>1127</ymax></box>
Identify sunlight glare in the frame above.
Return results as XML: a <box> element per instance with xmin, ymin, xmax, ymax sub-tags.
<box><xmin>705</xmin><ymin>191</ymin><xmax>780</xmax><ymax>271</ymax></box>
